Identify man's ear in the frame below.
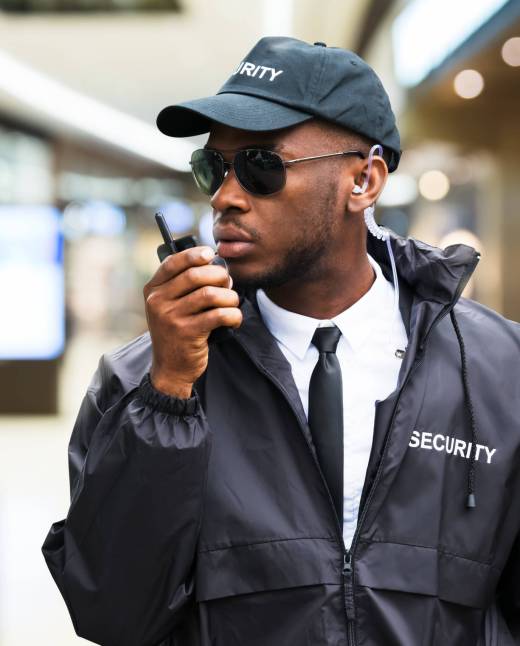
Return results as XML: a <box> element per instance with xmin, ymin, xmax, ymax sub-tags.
<box><xmin>346</xmin><ymin>156</ymin><xmax>388</xmax><ymax>215</ymax></box>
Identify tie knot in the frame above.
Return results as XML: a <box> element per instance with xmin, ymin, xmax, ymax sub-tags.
<box><xmin>311</xmin><ymin>326</ymin><xmax>342</xmax><ymax>353</ymax></box>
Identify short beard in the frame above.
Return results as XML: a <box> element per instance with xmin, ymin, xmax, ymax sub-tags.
<box><xmin>234</xmin><ymin>182</ymin><xmax>338</xmax><ymax>291</ymax></box>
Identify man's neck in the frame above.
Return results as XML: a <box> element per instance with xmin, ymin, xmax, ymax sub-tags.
<box><xmin>263</xmin><ymin>253</ymin><xmax>376</xmax><ymax>320</ymax></box>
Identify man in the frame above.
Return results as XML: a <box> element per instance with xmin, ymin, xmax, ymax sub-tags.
<box><xmin>42</xmin><ymin>37</ymin><xmax>520</xmax><ymax>646</ymax></box>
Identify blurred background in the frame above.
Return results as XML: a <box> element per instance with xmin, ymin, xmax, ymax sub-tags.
<box><xmin>0</xmin><ymin>0</ymin><xmax>518</xmax><ymax>643</ymax></box>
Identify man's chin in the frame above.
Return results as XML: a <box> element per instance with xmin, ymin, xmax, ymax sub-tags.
<box><xmin>231</xmin><ymin>268</ymin><xmax>295</xmax><ymax>292</ymax></box>
<box><xmin>228</xmin><ymin>245</ymin><xmax>321</xmax><ymax>291</ymax></box>
<box><xmin>231</xmin><ymin>274</ymin><xmax>272</xmax><ymax>292</ymax></box>
<box><xmin>224</xmin><ymin>256</ymin><xmax>258</xmax><ymax>279</ymax></box>
<box><xmin>229</xmin><ymin>264</ymin><xmax>279</xmax><ymax>291</ymax></box>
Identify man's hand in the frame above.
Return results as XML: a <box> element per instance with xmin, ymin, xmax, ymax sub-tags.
<box><xmin>143</xmin><ymin>246</ymin><xmax>242</xmax><ymax>398</ymax></box>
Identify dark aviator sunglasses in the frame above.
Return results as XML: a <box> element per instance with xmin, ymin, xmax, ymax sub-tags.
<box><xmin>189</xmin><ymin>148</ymin><xmax>366</xmax><ymax>197</ymax></box>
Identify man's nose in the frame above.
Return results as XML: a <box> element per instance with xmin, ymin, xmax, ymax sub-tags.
<box><xmin>210</xmin><ymin>165</ymin><xmax>250</xmax><ymax>214</ymax></box>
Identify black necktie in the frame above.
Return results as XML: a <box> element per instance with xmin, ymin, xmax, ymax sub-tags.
<box><xmin>308</xmin><ymin>326</ymin><xmax>343</xmax><ymax>524</ymax></box>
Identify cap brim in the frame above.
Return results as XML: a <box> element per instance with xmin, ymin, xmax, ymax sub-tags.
<box><xmin>157</xmin><ymin>92</ymin><xmax>313</xmax><ymax>137</ymax></box>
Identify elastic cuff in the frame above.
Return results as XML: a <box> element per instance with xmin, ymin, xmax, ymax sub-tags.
<box><xmin>137</xmin><ymin>372</ymin><xmax>199</xmax><ymax>416</ymax></box>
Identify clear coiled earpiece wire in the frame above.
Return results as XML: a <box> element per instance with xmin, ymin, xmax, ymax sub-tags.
<box><xmin>352</xmin><ymin>144</ymin><xmax>401</xmax><ymax>355</ymax></box>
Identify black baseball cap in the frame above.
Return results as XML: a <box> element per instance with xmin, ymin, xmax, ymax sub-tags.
<box><xmin>157</xmin><ymin>36</ymin><xmax>401</xmax><ymax>172</ymax></box>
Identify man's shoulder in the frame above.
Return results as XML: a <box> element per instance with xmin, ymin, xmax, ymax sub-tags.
<box><xmin>103</xmin><ymin>330</ymin><xmax>152</xmax><ymax>377</ymax></box>
<box><xmin>453</xmin><ymin>296</ymin><xmax>520</xmax><ymax>350</ymax></box>
<box><xmin>93</xmin><ymin>332</ymin><xmax>153</xmax><ymax>401</ymax></box>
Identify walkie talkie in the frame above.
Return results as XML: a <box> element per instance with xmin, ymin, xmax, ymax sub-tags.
<box><xmin>154</xmin><ymin>212</ymin><xmax>232</xmax><ymax>343</ymax></box>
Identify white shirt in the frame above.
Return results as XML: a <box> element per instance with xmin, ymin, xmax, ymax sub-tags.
<box><xmin>256</xmin><ymin>253</ymin><xmax>408</xmax><ymax>548</ymax></box>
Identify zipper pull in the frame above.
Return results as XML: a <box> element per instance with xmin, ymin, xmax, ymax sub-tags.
<box><xmin>342</xmin><ymin>551</ymin><xmax>355</xmax><ymax>620</ymax></box>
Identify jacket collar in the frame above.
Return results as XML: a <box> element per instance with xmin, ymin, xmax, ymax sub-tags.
<box><xmin>367</xmin><ymin>229</ymin><xmax>480</xmax><ymax>307</ymax></box>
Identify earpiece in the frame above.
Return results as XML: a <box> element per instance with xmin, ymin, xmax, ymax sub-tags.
<box><xmin>352</xmin><ymin>184</ymin><xmax>364</xmax><ymax>194</ymax></box>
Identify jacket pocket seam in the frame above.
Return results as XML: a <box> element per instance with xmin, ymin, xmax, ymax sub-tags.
<box><xmin>198</xmin><ymin>535</ymin><xmax>336</xmax><ymax>554</ymax></box>
<box><xmin>357</xmin><ymin>537</ymin><xmax>501</xmax><ymax>571</ymax></box>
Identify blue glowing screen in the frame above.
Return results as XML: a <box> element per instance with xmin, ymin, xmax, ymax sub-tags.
<box><xmin>0</xmin><ymin>206</ymin><xmax>64</xmax><ymax>359</ymax></box>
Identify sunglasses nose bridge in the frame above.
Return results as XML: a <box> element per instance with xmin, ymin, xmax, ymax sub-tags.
<box><xmin>222</xmin><ymin>159</ymin><xmax>233</xmax><ymax>178</ymax></box>
<box><xmin>219</xmin><ymin>159</ymin><xmax>240</xmax><ymax>191</ymax></box>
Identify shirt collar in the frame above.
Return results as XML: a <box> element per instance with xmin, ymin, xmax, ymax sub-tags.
<box><xmin>256</xmin><ymin>253</ymin><xmax>394</xmax><ymax>360</ymax></box>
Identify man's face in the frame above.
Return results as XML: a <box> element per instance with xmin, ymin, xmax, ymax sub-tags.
<box><xmin>206</xmin><ymin>120</ymin><xmax>361</xmax><ymax>291</ymax></box>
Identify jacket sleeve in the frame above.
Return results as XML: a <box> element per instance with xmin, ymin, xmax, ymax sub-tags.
<box><xmin>41</xmin><ymin>355</ymin><xmax>212</xmax><ymax>646</ymax></box>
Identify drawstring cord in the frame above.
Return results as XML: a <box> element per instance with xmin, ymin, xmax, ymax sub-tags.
<box><xmin>450</xmin><ymin>309</ymin><xmax>478</xmax><ymax>509</ymax></box>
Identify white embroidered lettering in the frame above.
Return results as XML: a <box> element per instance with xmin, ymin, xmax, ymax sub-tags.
<box><xmin>484</xmin><ymin>447</ymin><xmax>497</xmax><ymax>464</ymax></box>
<box><xmin>433</xmin><ymin>434</ymin><xmax>445</xmax><ymax>451</ymax></box>
<box><xmin>232</xmin><ymin>61</ymin><xmax>284</xmax><ymax>82</ymax></box>
<box><xmin>475</xmin><ymin>444</ymin><xmax>485</xmax><ymax>462</ymax></box>
<box><xmin>409</xmin><ymin>430</ymin><xmax>421</xmax><ymax>448</ymax></box>
<box><xmin>421</xmin><ymin>432</ymin><xmax>433</xmax><ymax>450</ymax></box>
<box><xmin>241</xmin><ymin>62</ymin><xmax>256</xmax><ymax>76</ymax></box>
<box><xmin>453</xmin><ymin>439</ymin><xmax>466</xmax><ymax>457</ymax></box>
<box><xmin>408</xmin><ymin>431</ymin><xmax>496</xmax><ymax>466</ymax></box>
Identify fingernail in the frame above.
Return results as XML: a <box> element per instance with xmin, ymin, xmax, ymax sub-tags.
<box><xmin>201</xmin><ymin>247</ymin><xmax>215</xmax><ymax>261</ymax></box>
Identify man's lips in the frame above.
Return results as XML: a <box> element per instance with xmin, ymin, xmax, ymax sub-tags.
<box><xmin>214</xmin><ymin>227</ymin><xmax>255</xmax><ymax>259</ymax></box>
<box><xmin>216</xmin><ymin>240</ymin><xmax>255</xmax><ymax>259</ymax></box>
<box><xmin>213</xmin><ymin>226</ymin><xmax>254</xmax><ymax>243</ymax></box>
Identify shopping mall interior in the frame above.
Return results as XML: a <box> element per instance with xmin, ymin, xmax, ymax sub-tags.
<box><xmin>0</xmin><ymin>0</ymin><xmax>519</xmax><ymax>643</ymax></box>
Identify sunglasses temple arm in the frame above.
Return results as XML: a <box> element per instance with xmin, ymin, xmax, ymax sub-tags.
<box><xmin>284</xmin><ymin>150</ymin><xmax>365</xmax><ymax>165</ymax></box>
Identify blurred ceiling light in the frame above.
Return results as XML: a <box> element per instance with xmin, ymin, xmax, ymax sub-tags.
<box><xmin>502</xmin><ymin>36</ymin><xmax>520</xmax><ymax>66</ymax></box>
<box><xmin>0</xmin><ymin>49</ymin><xmax>195</xmax><ymax>172</ymax></box>
<box><xmin>378</xmin><ymin>174</ymin><xmax>418</xmax><ymax>207</ymax></box>
<box><xmin>453</xmin><ymin>69</ymin><xmax>485</xmax><ymax>98</ymax></box>
<box><xmin>418</xmin><ymin>170</ymin><xmax>450</xmax><ymax>201</ymax></box>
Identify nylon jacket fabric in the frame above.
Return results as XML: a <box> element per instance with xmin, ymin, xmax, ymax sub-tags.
<box><xmin>42</xmin><ymin>231</ymin><xmax>520</xmax><ymax>646</ymax></box>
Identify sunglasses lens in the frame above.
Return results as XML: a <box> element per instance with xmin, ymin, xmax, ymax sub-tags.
<box><xmin>190</xmin><ymin>149</ymin><xmax>224</xmax><ymax>196</ymax></box>
<box><xmin>235</xmin><ymin>149</ymin><xmax>285</xmax><ymax>195</ymax></box>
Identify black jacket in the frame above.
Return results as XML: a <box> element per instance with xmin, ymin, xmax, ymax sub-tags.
<box><xmin>42</xmin><ymin>232</ymin><xmax>520</xmax><ymax>646</ymax></box>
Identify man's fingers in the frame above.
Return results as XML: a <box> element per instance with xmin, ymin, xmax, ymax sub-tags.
<box><xmin>175</xmin><ymin>286</ymin><xmax>240</xmax><ymax>316</ymax></box>
<box><xmin>189</xmin><ymin>307</ymin><xmax>243</xmax><ymax>334</ymax></box>
<box><xmin>150</xmin><ymin>264</ymin><xmax>230</xmax><ymax>301</ymax></box>
<box><xmin>147</xmin><ymin>246</ymin><xmax>216</xmax><ymax>288</ymax></box>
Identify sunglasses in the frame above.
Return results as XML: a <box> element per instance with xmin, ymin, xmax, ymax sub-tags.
<box><xmin>189</xmin><ymin>148</ymin><xmax>366</xmax><ymax>197</ymax></box>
